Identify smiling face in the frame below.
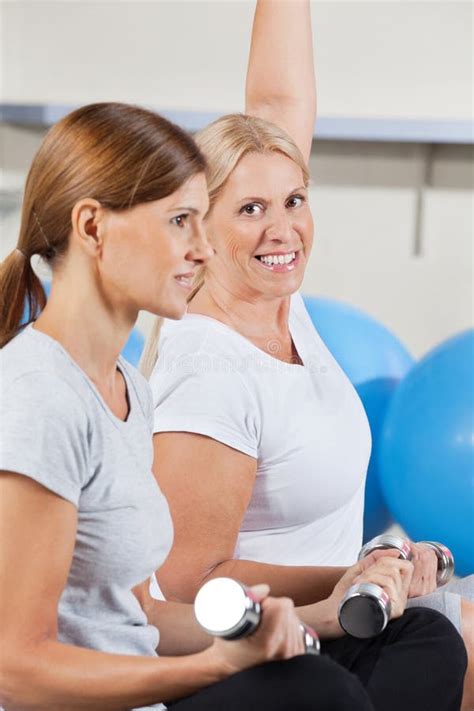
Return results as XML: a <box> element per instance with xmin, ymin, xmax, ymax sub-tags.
<box><xmin>204</xmin><ymin>151</ymin><xmax>313</xmax><ymax>302</ymax></box>
<box><xmin>98</xmin><ymin>172</ymin><xmax>212</xmax><ymax>319</ymax></box>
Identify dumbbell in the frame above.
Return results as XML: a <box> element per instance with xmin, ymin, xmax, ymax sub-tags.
<box><xmin>194</xmin><ymin>577</ymin><xmax>320</xmax><ymax>655</ymax></box>
<box><xmin>338</xmin><ymin>535</ymin><xmax>454</xmax><ymax>639</ymax></box>
<box><xmin>358</xmin><ymin>535</ymin><xmax>454</xmax><ymax>586</ymax></box>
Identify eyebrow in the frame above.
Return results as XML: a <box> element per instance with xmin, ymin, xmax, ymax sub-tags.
<box><xmin>167</xmin><ymin>206</ymin><xmax>201</xmax><ymax>214</ymax></box>
<box><xmin>237</xmin><ymin>186</ymin><xmax>307</xmax><ymax>203</ymax></box>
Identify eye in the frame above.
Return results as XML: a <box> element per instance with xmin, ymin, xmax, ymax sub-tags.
<box><xmin>286</xmin><ymin>194</ymin><xmax>306</xmax><ymax>209</ymax></box>
<box><xmin>240</xmin><ymin>203</ymin><xmax>264</xmax><ymax>216</ymax></box>
<box><xmin>171</xmin><ymin>213</ymin><xmax>189</xmax><ymax>228</ymax></box>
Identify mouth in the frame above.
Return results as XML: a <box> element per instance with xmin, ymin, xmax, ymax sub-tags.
<box><xmin>174</xmin><ymin>272</ymin><xmax>195</xmax><ymax>290</ymax></box>
<box><xmin>254</xmin><ymin>250</ymin><xmax>301</xmax><ymax>272</ymax></box>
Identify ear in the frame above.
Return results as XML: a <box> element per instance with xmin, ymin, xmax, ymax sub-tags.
<box><xmin>70</xmin><ymin>199</ymin><xmax>105</xmax><ymax>256</ymax></box>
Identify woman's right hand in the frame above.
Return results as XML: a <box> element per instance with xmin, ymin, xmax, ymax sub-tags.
<box><xmin>206</xmin><ymin>583</ymin><xmax>306</xmax><ymax>676</ymax></box>
<box><xmin>329</xmin><ymin>548</ymin><xmax>415</xmax><ymax>625</ymax></box>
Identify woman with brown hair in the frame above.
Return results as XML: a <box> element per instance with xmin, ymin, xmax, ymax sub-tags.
<box><xmin>0</xmin><ymin>101</ymin><xmax>383</xmax><ymax>711</ymax></box>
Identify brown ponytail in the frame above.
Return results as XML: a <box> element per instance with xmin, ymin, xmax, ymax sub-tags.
<box><xmin>0</xmin><ymin>102</ymin><xmax>206</xmax><ymax>348</ymax></box>
<box><xmin>0</xmin><ymin>250</ymin><xmax>46</xmax><ymax>348</ymax></box>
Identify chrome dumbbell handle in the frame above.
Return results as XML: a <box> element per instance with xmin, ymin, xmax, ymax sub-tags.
<box><xmin>194</xmin><ymin>577</ymin><xmax>320</xmax><ymax>654</ymax></box>
<box><xmin>358</xmin><ymin>534</ymin><xmax>413</xmax><ymax>562</ymax></box>
<box><xmin>300</xmin><ymin>622</ymin><xmax>321</xmax><ymax>655</ymax></box>
<box><xmin>418</xmin><ymin>541</ymin><xmax>455</xmax><ymax>586</ymax></box>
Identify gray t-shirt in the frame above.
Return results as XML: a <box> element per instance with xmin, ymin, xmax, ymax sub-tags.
<box><xmin>0</xmin><ymin>324</ymin><xmax>173</xmax><ymax>711</ymax></box>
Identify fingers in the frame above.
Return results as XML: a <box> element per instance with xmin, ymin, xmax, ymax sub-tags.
<box><xmin>408</xmin><ymin>543</ymin><xmax>438</xmax><ymax>597</ymax></box>
<box><xmin>355</xmin><ymin>557</ymin><xmax>414</xmax><ymax>619</ymax></box>
<box><xmin>213</xmin><ymin>586</ymin><xmax>305</xmax><ymax>674</ymax></box>
<box><xmin>360</xmin><ymin>540</ymin><xmax>439</xmax><ymax>598</ymax></box>
<box><xmin>248</xmin><ymin>583</ymin><xmax>271</xmax><ymax>601</ymax></box>
<box><xmin>355</xmin><ymin>570</ymin><xmax>405</xmax><ymax>617</ymax></box>
<box><xmin>259</xmin><ymin>595</ymin><xmax>305</xmax><ymax>658</ymax></box>
<box><xmin>360</xmin><ymin>547</ymin><xmax>402</xmax><ymax>570</ymax></box>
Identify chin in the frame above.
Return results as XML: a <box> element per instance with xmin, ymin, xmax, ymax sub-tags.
<box><xmin>161</xmin><ymin>301</ymin><xmax>188</xmax><ymax>320</ymax></box>
<box><xmin>144</xmin><ymin>296</ymin><xmax>187</xmax><ymax>321</ymax></box>
<box><xmin>268</xmin><ymin>275</ymin><xmax>304</xmax><ymax>299</ymax></box>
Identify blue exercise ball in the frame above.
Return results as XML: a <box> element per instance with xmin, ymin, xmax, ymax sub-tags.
<box><xmin>302</xmin><ymin>295</ymin><xmax>414</xmax><ymax>541</ymax></box>
<box><xmin>379</xmin><ymin>330</ymin><xmax>474</xmax><ymax>576</ymax></box>
<box><xmin>22</xmin><ymin>281</ymin><xmax>145</xmax><ymax>367</ymax></box>
<box><xmin>121</xmin><ymin>328</ymin><xmax>145</xmax><ymax>367</ymax></box>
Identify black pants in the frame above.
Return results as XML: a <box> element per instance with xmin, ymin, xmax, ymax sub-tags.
<box><xmin>169</xmin><ymin>608</ymin><xmax>467</xmax><ymax>711</ymax></box>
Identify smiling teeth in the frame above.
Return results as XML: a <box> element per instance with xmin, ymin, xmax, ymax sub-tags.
<box><xmin>176</xmin><ymin>276</ymin><xmax>192</xmax><ymax>286</ymax></box>
<box><xmin>259</xmin><ymin>252</ymin><xmax>296</xmax><ymax>266</ymax></box>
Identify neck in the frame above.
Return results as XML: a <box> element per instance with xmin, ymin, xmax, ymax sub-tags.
<box><xmin>188</xmin><ymin>277</ymin><xmax>292</xmax><ymax>338</ymax></box>
<box><xmin>34</xmin><ymin>267</ymin><xmax>137</xmax><ymax>386</ymax></box>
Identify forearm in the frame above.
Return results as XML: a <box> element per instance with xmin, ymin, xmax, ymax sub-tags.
<box><xmin>1</xmin><ymin>639</ymin><xmax>224</xmax><ymax>711</ymax></box>
<box><xmin>142</xmin><ymin>596</ymin><xmax>213</xmax><ymax>656</ymax></box>
<box><xmin>154</xmin><ymin>561</ymin><xmax>346</xmax><ymax>643</ymax></box>
<box><xmin>297</xmin><ymin>598</ymin><xmax>345</xmax><ymax>640</ymax></box>
<box><xmin>202</xmin><ymin>558</ymin><xmax>347</xmax><ymax>606</ymax></box>
<box><xmin>245</xmin><ymin>0</ymin><xmax>316</xmax><ymax>155</ymax></box>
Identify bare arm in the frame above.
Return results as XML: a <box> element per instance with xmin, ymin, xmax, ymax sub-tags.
<box><xmin>152</xmin><ymin>432</ymin><xmax>347</xmax><ymax>607</ymax></box>
<box><xmin>245</xmin><ymin>0</ymin><xmax>316</xmax><ymax>162</ymax></box>
<box><xmin>0</xmin><ymin>474</ymin><xmax>242</xmax><ymax>710</ymax></box>
<box><xmin>134</xmin><ymin>581</ymin><xmax>213</xmax><ymax>656</ymax></box>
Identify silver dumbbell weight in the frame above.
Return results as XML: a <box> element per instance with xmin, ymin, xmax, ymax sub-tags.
<box><xmin>338</xmin><ymin>534</ymin><xmax>454</xmax><ymax>639</ymax></box>
<box><xmin>358</xmin><ymin>535</ymin><xmax>454</xmax><ymax>586</ymax></box>
<box><xmin>194</xmin><ymin>577</ymin><xmax>320</xmax><ymax>655</ymax></box>
<box><xmin>358</xmin><ymin>534</ymin><xmax>413</xmax><ymax>563</ymax></box>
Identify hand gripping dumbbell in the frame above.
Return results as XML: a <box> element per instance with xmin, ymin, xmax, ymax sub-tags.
<box><xmin>194</xmin><ymin>577</ymin><xmax>320</xmax><ymax>655</ymax></box>
<box><xmin>338</xmin><ymin>534</ymin><xmax>455</xmax><ymax>639</ymax></box>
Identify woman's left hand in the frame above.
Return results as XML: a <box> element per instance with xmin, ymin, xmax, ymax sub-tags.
<box><xmin>407</xmin><ymin>542</ymin><xmax>438</xmax><ymax>597</ymax></box>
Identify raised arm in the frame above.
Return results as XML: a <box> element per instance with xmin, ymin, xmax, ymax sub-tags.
<box><xmin>245</xmin><ymin>0</ymin><xmax>316</xmax><ymax>162</ymax></box>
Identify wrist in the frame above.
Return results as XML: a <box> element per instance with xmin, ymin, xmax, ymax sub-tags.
<box><xmin>197</xmin><ymin>643</ymin><xmax>235</xmax><ymax>684</ymax></box>
<box><xmin>297</xmin><ymin>598</ymin><xmax>345</xmax><ymax>640</ymax></box>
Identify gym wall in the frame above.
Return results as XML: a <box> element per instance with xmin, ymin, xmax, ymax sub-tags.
<box><xmin>1</xmin><ymin>1</ymin><xmax>472</xmax><ymax>358</ymax></box>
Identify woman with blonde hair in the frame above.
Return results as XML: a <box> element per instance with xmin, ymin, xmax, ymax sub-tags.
<box><xmin>145</xmin><ymin>1</ymin><xmax>471</xmax><ymax>709</ymax></box>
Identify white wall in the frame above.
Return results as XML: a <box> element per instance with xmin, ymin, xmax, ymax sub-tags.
<box><xmin>1</xmin><ymin>1</ymin><xmax>472</xmax><ymax>359</ymax></box>
<box><xmin>304</xmin><ymin>141</ymin><xmax>473</xmax><ymax>356</ymax></box>
<box><xmin>1</xmin><ymin>1</ymin><xmax>472</xmax><ymax>120</ymax></box>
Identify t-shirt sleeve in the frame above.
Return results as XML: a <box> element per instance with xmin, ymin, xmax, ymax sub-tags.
<box><xmin>150</xmin><ymin>365</ymin><xmax>260</xmax><ymax>459</ymax></box>
<box><xmin>0</xmin><ymin>372</ymin><xmax>91</xmax><ymax>506</ymax></box>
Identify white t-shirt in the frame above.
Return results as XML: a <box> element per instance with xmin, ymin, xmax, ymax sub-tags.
<box><xmin>150</xmin><ymin>292</ymin><xmax>371</xmax><ymax>567</ymax></box>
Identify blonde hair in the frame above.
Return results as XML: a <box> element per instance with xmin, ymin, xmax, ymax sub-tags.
<box><xmin>140</xmin><ymin>113</ymin><xmax>310</xmax><ymax>379</ymax></box>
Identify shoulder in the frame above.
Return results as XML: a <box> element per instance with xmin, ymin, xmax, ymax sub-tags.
<box><xmin>1</xmin><ymin>329</ymin><xmax>89</xmax><ymax>419</ymax></box>
<box><xmin>149</xmin><ymin>317</ymin><xmax>260</xmax><ymax>420</ymax></box>
<box><xmin>154</xmin><ymin>316</ymin><xmax>255</xmax><ymax>378</ymax></box>
<box><xmin>2</xmin><ymin>368</ymin><xmax>90</xmax><ymax>433</ymax></box>
<box><xmin>159</xmin><ymin>316</ymin><xmax>221</xmax><ymax>356</ymax></box>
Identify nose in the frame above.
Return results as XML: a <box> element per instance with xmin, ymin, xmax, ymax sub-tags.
<box><xmin>265</xmin><ymin>207</ymin><xmax>293</xmax><ymax>243</ymax></box>
<box><xmin>188</xmin><ymin>223</ymin><xmax>214</xmax><ymax>265</ymax></box>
